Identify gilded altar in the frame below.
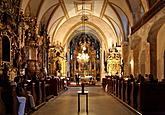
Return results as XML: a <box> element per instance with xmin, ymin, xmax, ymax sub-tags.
<box><xmin>48</xmin><ymin>42</ymin><xmax>66</xmax><ymax>77</ymax></box>
<box><xmin>69</xmin><ymin>33</ymin><xmax>100</xmax><ymax>81</ymax></box>
<box><xmin>107</xmin><ymin>47</ymin><xmax>121</xmax><ymax>76</ymax></box>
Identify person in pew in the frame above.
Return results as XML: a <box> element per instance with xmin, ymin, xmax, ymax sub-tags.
<box><xmin>148</xmin><ymin>73</ymin><xmax>158</xmax><ymax>84</ymax></box>
<box><xmin>127</xmin><ymin>74</ymin><xmax>135</xmax><ymax>105</ymax></box>
<box><xmin>144</xmin><ymin>74</ymin><xmax>149</xmax><ymax>81</ymax></box>
<box><xmin>136</xmin><ymin>74</ymin><xmax>145</xmax><ymax>84</ymax></box>
<box><xmin>129</xmin><ymin>74</ymin><xmax>135</xmax><ymax>82</ymax></box>
<box><xmin>26</xmin><ymin>78</ymin><xmax>38</xmax><ymax>111</ymax></box>
<box><xmin>14</xmin><ymin>76</ymin><xmax>26</xmax><ymax>115</ymax></box>
<box><xmin>15</xmin><ymin>76</ymin><xmax>37</xmax><ymax>113</ymax></box>
<box><xmin>26</xmin><ymin>90</ymin><xmax>37</xmax><ymax>110</ymax></box>
<box><xmin>133</xmin><ymin>74</ymin><xmax>145</xmax><ymax>108</ymax></box>
<box><xmin>15</xmin><ymin>82</ymin><xmax>26</xmax><ymax>115</ymax></box>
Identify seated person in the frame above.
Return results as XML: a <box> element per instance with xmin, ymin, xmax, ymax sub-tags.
<box><xmin>26</xmin><ymin>79</ymin><xmax>37</xmax><ymax>110</ymax></box>
<box><xmin>15</xmin><ymin>76</ymin><xmax>37</xmax><ymax>113</ymax></box>
<box><xmin>16</xmin><ymin>83</ymin><xmax>26</xmax><ymax>115</ymax></box>
<box><xmin>26</xmin><ymin>90</ymin><xmax>37</xmax><ymax>110</ymax></box>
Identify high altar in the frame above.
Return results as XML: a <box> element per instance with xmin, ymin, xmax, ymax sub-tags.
<box><xmin>69</xmin><ymin>33</ymin><xmax>100</xmax><ymax>81</ymax></box>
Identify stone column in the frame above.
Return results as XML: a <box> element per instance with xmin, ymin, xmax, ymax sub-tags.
<box><xmin>144</xmin><ymin>42</ymin><xmax>150</xmax><ymax>74</ymax></box>
<box><xmin>133</xmin><ymin>48</ymin><xmax>140</xmax><ymax>77</ymax></box>
<box><xmin>128</xmin><ymin>50</ymin><xmax>134</xmax><ymax>76</ymax></box>
<box><xmin>121</xmin><ymin>42</ymin><xmax>129</xmax><ymax>76</ymax></box>
<box><xmin>100</xmin><ymin>48</ymin><xmax>105</xmax><ymax>82</ymax></box>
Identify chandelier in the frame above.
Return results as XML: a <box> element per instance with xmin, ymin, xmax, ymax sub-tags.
<box><xmin>76</xmin><ymin>1</ymin><xmax>90</xmax><ymax>63</ymax></box>
<box><xmin>77</xmin><ymin>46</ymin><xmax>89</xmax><ymax>63</ymax></box>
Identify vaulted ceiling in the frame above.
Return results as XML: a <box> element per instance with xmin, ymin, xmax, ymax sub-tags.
<box><xmin>21</xmin><ymin>0</ymin><xmax>149</xmax><ymax>50</ymax></box>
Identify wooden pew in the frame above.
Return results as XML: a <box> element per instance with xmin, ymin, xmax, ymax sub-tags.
<box><xmin>23</xmin><ymin>83</ymin><xmax>31</xmax><ymax>113</ymax></box>
<box><xmin>121</xmin><ymin>80</ymin><xmax>126</xmax><ymax>102</ymax></box>
<box><xmin>138</xmin><ymin>82</ymin><xmax>165</xmax><ymax>114</ymax></box>
<box><xmin>50</xmin><ymin>78</ymin><xmax>58</xmax><ymax>96</ymax></box>
<box><xmin>130</xmin><ymin>82</ymin><xmax>134</xmax><ymax>108</ymax></box>
<box><xmin>115</xmin><ymin>79</ymin><xmax>119</xmax><ymax>97</ymax></box>
<box><xmin>107</xmin><ymin>78</ymin><xmax>111</xmax><ymax>93</ymax></box>
<box><xmin>1</xmin><ymin>82</ymin><xmax>16</xmax><ymax>115</ymax></box>
<box><xmin>31</xmin><ymin>83</ymin><xmax>37</xmax><ymax>105</ymax></box>
<box><xmin>35</xmin><ymin>81</ymin><xmax>42</xmax><ymax>105</ymax></box>
<box><xmin>41</xmin><ymin>80</ymin><xmax>46</xmax><ymax>102</ymax></box>
<box><xmin>102</xmin><ymin>78</ymin><xmax>107</xmax><ymax>90</ymax></box>
<box><xmin>0</xmin><ymin>87</ymin><xmax>6</xmax><ymax>115</ymax></box>
<box><xmin>118</xmin><ymin>79</ymin><xmax>122</xmax><ymax>99</ymax></box>
<box><xmin>102</xmin><ymin>77</ymin><xmax>165</xmax><ymax>114</ymax></box>
<box><xmin>12</xmin><ymin>83</ymin><xmax>19</xmax><ymax>115</ymax></box>
<box><xmin>45</xmin><ymin>79</ymin><xmax>54</xmax><ymax>101</ymax></box>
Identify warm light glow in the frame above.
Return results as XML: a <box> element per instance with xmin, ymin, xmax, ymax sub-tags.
<box><xmin>77</xmin><ymin>50</ymin><xmax>89</xmax><ymax>63</ymax></box>
<box><xmin>130</xmin><ymin>59</ymin><xmax>134</xmax><ymax>65</ymax></box>
<box><xmin>82</xmin><ymin>46</ymin><xmax>86</xmax><ymax>51</ymax></box>
<box><xmin>124</xmin><ymin>77</ymin><xmax>129</xmax><ymax>81</ymax></box>
<box><xmin>130</xmin><ymin>59</ymin><xmax>134</xmax><ymax>75</ymax></box>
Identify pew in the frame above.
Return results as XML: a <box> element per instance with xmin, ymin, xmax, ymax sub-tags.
<box><xmin>121</xmin><ymin>80</ymin><xmax>125</xmax><ymax>102</ymax></box>
<box><xmin>25</xmin><ymin>80</ymin><xmax>46</xmax><ymax>114</ymax></box>
<box><xmin>118</xmin><ymin>79</ymin><xmax>122</xmax><ymax>99</ymax></box>
<box><xmin>31</xmin><ymin>83</ymin><xmax>37</xmax><ymax>104</ymax></box>
<box><xmin>49</xmin><ymin>78</ymin><xmax>58</xmax><ymax>96</ymax></box>
<box><xmin>0</xmin><ymin>78</ymin><xmax>66</xmax><ymax>115</ymax></box>
<box><xmin>102</xmin><ymin>78</ymin><xmax>107</xmax><ymax>90</ymax></box>
<box><xmin>130</xmin><ymin>82</ymin><xmax>134</xmax><ymax>107</ymax></box>
<box><xmin>115</xmin><ymin>79</ymin><xmax>118</xmax><ymax>97</ymax></box>
<box><xmin>138</xmin><ymin>82</ymin><xmax>165</xmax><ymax>114</ymax></box>
<box><xmin>45</xmin><ymin>79</ymin><xmax>54</xmax><ymax>101</ymax></box>
<box><xmin>35</xmin><ymin>82</ymin><xmax>42</xmax><ymax>105</ymax></box>
<box><xmin>23</xmin><ymin>83</ymin><xmax>31</xmax><ymax>113</ymax></box>
<box><xmin>41</xmin><ymin>80</ymin><xmax>46</xmax><ymax>102</ymax></box>
<box><xmin>107</xmin><ymin>78</ymin><xmax>112</xmax><ymax>93</ymax></box>
<box><xmin>102</xmin><ymin>77</ymin><xmax>165</xmax><ymax>114</ymax></box>
<box><xmin>0</xmin><ymin>87</ymin><xmax>6</xmax><ymax>115</ymax></box>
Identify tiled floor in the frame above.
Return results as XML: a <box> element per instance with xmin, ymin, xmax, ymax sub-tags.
<box><xmin>32</xmin><ymin>87</ymin><xmax>139</xmax><ymax>115</ymax></box>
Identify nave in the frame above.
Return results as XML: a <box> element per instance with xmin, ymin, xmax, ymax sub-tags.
<box><xmin>32</xmin><ymin>86</ymin><xmax>138</xmax><ymax>115</ymax></box>
<box><xmin>0</xmin><ymin>0</ymin><xmax>165</xmax><ymax>115</ymax></box>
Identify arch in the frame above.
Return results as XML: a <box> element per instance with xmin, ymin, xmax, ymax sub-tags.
<box><xmin>126</xmin><ymin>0</ymin><xmax>145</xmax><ymax>24</ymax></box>
<box><xmin>50</xmin><ymin>15</ymin><xmax>117</xmax><ymax>52</ymax></box>
<box><xmin>59</xmin><ymin>21</ymin><xmax>110</xmax><ymax>53</ymax></box>
<box><xmin>64</xmin><ymin>24</ymin><xmax>105</xmax><ymax>51</ymax></box>
<box><xmin>109</xmin><ymin>2</ymin><xmax>130</xmax><ymax>41</ymax></box>
<box><xmin>147</xmin><ymin>17</ymin><xmax>165</xmax><ymax>79</ymax></box>
<box><xmin>2</xmin><ymin>36</ymin><xmax>10</xmax><ymax>62</ymax></box>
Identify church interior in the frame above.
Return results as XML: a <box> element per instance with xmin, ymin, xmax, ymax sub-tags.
<box><xmin>0</xmin><ymin>0</ymin><xmax>165</xmax><ymax>115</ymax></box>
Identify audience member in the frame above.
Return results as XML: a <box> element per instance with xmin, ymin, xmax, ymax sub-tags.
<box><xmin>14</xmin><ymin>76</ymin><xmax>26</xmax><ymax>115</ymax></box>
<box><xmin>129</xmin><ymin>74</ymin><xmax>135</xmax><ymax>82</ymax></box>
<box><xmin>148</xmin><ymin>74</ymin><xmax>158</xmax><ymax>84</ymax></box>
<box><xmin>136</xmin><ymin>74</ymin><xmax>145</xmax><ymax>83</ymax></box>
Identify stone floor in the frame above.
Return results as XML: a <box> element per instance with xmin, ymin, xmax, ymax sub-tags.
<box><xmin>32</xmin><ymin>86</ymin><xmax>139</xmax><ymax>115</ymax></box>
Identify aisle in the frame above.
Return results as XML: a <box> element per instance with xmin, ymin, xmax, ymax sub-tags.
<box><xmin>32</xmin><ymin>87</ymin><xmax>138</xmax><ymax>115</ymax></box>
